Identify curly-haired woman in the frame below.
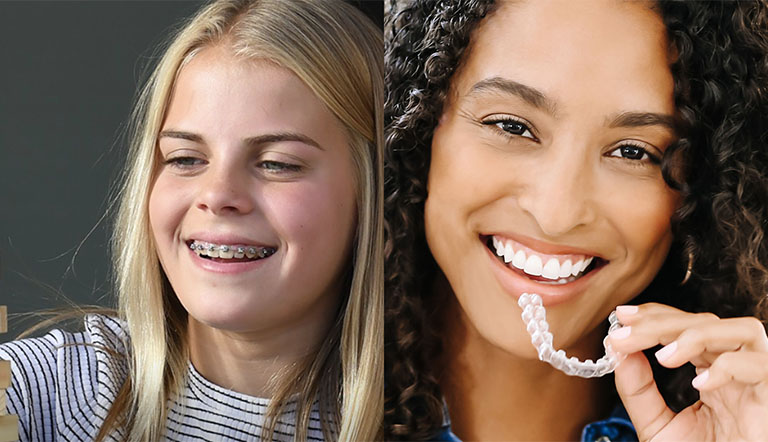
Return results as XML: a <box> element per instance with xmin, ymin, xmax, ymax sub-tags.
<box><xmin>385</xmin><ymin>0</ymin><xmax>768</xmax><ymax>440</ymax></box>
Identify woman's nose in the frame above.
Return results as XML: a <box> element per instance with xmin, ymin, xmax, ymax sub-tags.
<box><xmin>516</xmin><ymin>146</ymin><xmax>597</xmax><ymax>237</ymax></box>
<box><xmin>195</xmin><ymin>163</ymin><xmax>256</xmax><ymax>215</ymax></box>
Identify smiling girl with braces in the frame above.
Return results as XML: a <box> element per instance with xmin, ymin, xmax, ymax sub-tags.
<box><xmin>0</xmin><ymin>1</ymin><xmax>384</xmax><ymax>441</ymax></box>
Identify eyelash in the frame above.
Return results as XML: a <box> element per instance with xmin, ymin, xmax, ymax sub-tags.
<box><xmin>482</xmin><ymin>116</ymin><xmax>538</xmax><ymax>141</ymax></box>
<box><xmin>607</xmin><ymin>142</ymin><xmax>661</xmax><ymax>165</ymax></box>
<box><xmin>164</xmin><ymin>157</ymin><xmax>303</xmax><ymax>174</ymax></box>
<box><xmin>257</xmin><ymin>160</ymin><xmax>303</xmax><ymax>173</ymax></box>
<box><xmin>479</xmin><ymin>118</ymin><xmax>662</xmax><ymax>166</ymax></box>
<box><xmin>165</xmin><ymin>156</ymin><xmax>204</xmax><ymax>169</ymax></box>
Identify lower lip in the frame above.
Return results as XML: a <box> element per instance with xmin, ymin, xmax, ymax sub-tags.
<box><xmin>485</xmin><ymin>244</ymin><xmax>602</xmax><ymax>307</ymax></box>
<box><xmin>188</xmin><ymin>247</ymin><xmax>273</xmax><ymax>274</ymax></box>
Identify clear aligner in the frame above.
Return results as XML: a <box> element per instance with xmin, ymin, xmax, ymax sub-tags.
<box><xmin>517</xmin><ymin>293</ymin><xmax>624</xmax><ymax>378</ymax></box>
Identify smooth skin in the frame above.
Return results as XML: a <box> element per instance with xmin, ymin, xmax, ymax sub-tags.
<box><xmin>426</xmin><ymin>0</ymin><xmax>768</xmax><ymax>440</ymax></box>
<box><xmin>149</xmin><ymin>45</ymin><xmax>357</xmax><ymax>397</ymax></box>
<box><xmin>610</xmin><ymin>304</ymin><xmax>768</xmax><ymax>441</ymax></box>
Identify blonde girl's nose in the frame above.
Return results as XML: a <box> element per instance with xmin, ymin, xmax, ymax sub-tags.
<box><xmin>194</xmin><ymin>165</ymin><xmax>256</xmax><ymax>215</ymax></box>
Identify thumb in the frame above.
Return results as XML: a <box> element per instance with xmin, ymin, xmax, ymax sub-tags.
<box><xmin>614</xmin><ymin>351</ymin><xmax>675</xmax><ymax>441</ymax></box>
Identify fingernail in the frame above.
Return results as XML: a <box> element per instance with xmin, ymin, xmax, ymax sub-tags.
<box><xmin>616</xmin><ymin>305</ymin><xmax>638</xmax><ymax>315</ymax></box>
<box><xmin>692</xmin><ymin>369</ymin><xmax>709</xmax><ymax>389</ymax></box>
<box><xmin>654</xmin><ymin>341</ymin><xmax>677</xmax><ymax>362</ymax></box>
<box><xmin>609</xmin><ymin>325</ymin><xmax>631</xmax><ymax>340</ymax></box>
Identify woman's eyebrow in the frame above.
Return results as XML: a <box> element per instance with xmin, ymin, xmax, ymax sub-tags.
<box><xmin>607</xmin><ymin>111</ymin><xmax>676</xmax><ymax>132</ymax></box>
<box><xmin>467</xmin><ymin>78</ymin><xmax>676</xmax><ymax>133</ymax></box>
<box><xmin>157</xmin><ymin>130</ymin><xmax>324</xmax><ymax>150</ymax></box>
<box><xmin>467</xmin><ymin>77</ymin><xmax>558</xmax><ymax>116</ymax></box>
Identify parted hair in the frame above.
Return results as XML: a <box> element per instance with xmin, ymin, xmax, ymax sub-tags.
<box><xmin>384</xmin><ymin>0</ymin><xmax>768</xmax><ymax>439</ymax></box>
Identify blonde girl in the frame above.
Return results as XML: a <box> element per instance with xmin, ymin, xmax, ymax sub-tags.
<box><xmin>0</xmin><ymin>0</ymin><xmax>383</xmax><ymax>440</ymax></box>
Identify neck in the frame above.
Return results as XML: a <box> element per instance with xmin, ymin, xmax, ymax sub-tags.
<box><xmin>187</xmin><ymin>293</ymin><xmax>340</xmax><ymax>398</ymax></box>
<box><xmin>437</xmin><ymin>277</ymin><xmax>613</xmax><ymax>441</ymax></box>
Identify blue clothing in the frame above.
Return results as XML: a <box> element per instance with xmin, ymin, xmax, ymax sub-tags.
<box><xmin>581</xmin><ymin>405</ymin><xmax>637</xmax><ymax>442</ymax></box>
<box><xmin>430</xmin><ymin>404</ymin><xmax>637</xmax><ymax>442</ymax></box>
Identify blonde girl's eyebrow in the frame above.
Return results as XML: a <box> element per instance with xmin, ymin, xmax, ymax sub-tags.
<box><xmin>158</xmin><ymin>130</ymin><xmax>203</xmax><ymax>142</ymax></box>
<box><xmin>157</xmin><ymin>130</ymin><xmax>324</xmax><ymax>151</ymax></box>
<box><xmin>243</xmin><ymin>132</ymin><xmax>325</xmax><ymax>151</ymax></box>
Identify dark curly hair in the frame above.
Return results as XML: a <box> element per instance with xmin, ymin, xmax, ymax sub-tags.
<box><xmin>384</xmin><ymin>0</ymin><xmax>768</xmax><ymax>439</ymax></box>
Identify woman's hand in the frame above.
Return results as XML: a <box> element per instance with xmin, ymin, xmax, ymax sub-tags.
<box><xmin>609</xmin><ymin>303</ymin><xmax>768</xmax><ymax>441</ymax></box>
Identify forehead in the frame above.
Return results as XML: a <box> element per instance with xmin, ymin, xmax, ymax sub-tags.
<box><xmin>453</xmin><ymin>0</ymin><xmax>674</xmax><ymax>116</ymax></box>
<box><xmin>163</xmin><ymin>45</ymin><xmax>342</xmax><ymax>141</ymax></box>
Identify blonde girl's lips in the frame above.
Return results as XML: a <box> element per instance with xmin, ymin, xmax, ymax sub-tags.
<box><xmin>188</xmin><ymin>240</ymin><xmax>276</xmax><ymax>259</ymax></box>
<box><xmin>187</xmin><ymin>242</ymin><xmax>275</xmax><ymax>275</ymax></box>
<box><xmin>484</xmin><ymin>241</ymin><xmax>604</xmax><ymax>307</ymax></box>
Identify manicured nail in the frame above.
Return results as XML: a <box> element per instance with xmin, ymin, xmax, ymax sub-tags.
<box><xmin>616</xmin><ymin>305</ymin><xmax>638</xmax><ymax>315</ymax></box>
<box><xmin>654</xmin><ymin>341</ymin><xmax>678</xmax><ymax>362</ymax></box>
<box><xmin>692</xmin><ymin>369</ymin><xmax>709</xmax><ymax>389</ymax></box>
<box><xmin>609</xmin><ymin>326</ymin><xmax>631</xmax><ymax>340</ymax></box>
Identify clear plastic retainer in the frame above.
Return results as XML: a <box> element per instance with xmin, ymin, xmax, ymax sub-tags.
<box><xmin>517</xmin><ymin>292</ymin><xmax>625</xmax><ymax>378</ymax></box>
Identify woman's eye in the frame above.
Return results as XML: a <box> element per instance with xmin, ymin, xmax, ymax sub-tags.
<box><xmin>258</xmin><ymin>160</ymin><xmax>303</xmax><ymax>173</ymax></box>
<box><xmin>483</xmin><ymin>118</ymin><xmax>537</xmax><ymax>140</ymax></box>
<box><xmin>608</xmin><ymin>144</ymin><xmax>660</xmax><ymax>164</ymax></box>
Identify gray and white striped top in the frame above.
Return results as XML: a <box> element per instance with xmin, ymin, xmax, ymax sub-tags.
<box><xmin>0</xmin><ymin>315</ymin><xmax>326</xmax><ymax>441</ymax></box>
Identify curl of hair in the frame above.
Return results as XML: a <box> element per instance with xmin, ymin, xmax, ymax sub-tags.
<box><xmin>384</xmin><ymin>0</ymin><xmax>768</xmax><ymax>439</ymax></box>
<box><xmin>384</xmin><ymin>0</ymin><xmax>498</xmax><ymax>438</ymax></box>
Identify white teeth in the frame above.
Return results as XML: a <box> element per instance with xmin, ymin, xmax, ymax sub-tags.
<box><xmin>539</xmin><ymin>276</ymin><xmax>575</xmax><ymax>285</ymax></box>
<box><xmin>490</xmin><ymin>236</ymin><xmax>597</xmax><ymax>281</ymax></box>
<box><xmin>541</xmin><ymin>258</ymin><xmax>560</xmax><ymax>280</ymax></box>
<box><xmin>207</xmin><ymin>246</ymin><xmax>220</xmax><ymax>258</ymax></box>
<box><xmin>234</xmin><ymin>247</ymin><xmax>245</xmax><ymax>259</ymax></box>
<box><xmin>512</xmin><ymin>250</ymin><xmax>527</xmax><ymax>269</ymax></box>
<box><xmin>219</xmin><ymin>246</ymin><xmax>234</xmax><ymax>259</ymax></box>
<box><xmin>523</xmin><ymin>255</ymin><xmax>543</xmax><ymax>276</ymax></box>
<box><xmin>571</xmin><ymin>259</ymin><xmax>584</xmax><ymax>277</ymax></box>
<box><xmin>493</xmin><ymin>237</ymin><xmax>503</xmax><ymax>256</ymax></box>
<box><xmin>503</xmin><ymin>242</ymin><xmax>514</xmax><ymax>263</ymax></box>
<box><xmin>245</xmin><ymin>247</ymin><xmax>257</xmax><ymax>259</ymax></box>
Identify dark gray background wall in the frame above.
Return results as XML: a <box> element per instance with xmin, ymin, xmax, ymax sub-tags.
<box><xmin>0</xmin><ymin>1</ymin><xmax>383</xmax><ymax>338</ymax></box>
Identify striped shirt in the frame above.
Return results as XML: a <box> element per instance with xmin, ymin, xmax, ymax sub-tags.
<box><xmin>0</xmin><ymin>315</ymin><xmax>326</xmax><ymax>441</ymax></box>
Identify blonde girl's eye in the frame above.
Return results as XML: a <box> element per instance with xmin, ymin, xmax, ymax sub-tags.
<box><xmin>481</xmin><ymin>115</ymin><xmax>538</xmax><ymax>141</ymax></box>
<box><xmin>608</xmin><ymin>142</ymin><xmax>661</xmax><ymax>165</ymax></box>
<box><xmin>165</xmin><ymin>156</ymin><xmax>207</xmax><ymax>169</ymax></box>
<box><xmin>257</xmin><ymin>160</ymin><xmax>303</xmax><ymax>173</ymax></box>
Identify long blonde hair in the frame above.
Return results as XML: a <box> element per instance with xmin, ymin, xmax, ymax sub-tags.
<box><xmin>102</xmin><ymin>1</ymin><xmax>383</xmax><ymax>440</ymax></box>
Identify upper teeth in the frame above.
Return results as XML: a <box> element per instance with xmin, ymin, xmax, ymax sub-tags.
<box><xmin>491</xmin><ymin>236</ymin><xmax>594</xmax><ymax>280</ymax></box>
<box><xmin>190</xmin><ymin>240</ymin><xmax>274</xmax><ymax>259</ymax></box>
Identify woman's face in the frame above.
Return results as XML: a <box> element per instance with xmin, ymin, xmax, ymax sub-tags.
<box><xmin>149</xmin><ymin>46</ymin><xmax>357</xmax><ymax>333</ymax></box>
<box><xmin>425</xmin><ymin>0</ymin><xmax>679</xmax><ymax>357</ymax></box>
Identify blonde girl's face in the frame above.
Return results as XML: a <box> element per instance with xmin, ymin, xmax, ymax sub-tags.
<box><xmin>149</xmin><ymin>46</ymin><xmax>357</xmax><ymax>333</ymax></box>
<box><xmin>425</xmin><ymin>0</ymin><xmax>679</xmax><ymax>358</ymax></box>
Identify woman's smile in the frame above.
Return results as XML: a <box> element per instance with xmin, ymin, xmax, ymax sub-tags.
<box><xmin>424</xmin><ymin>0</ymin><xmax>679</xmax><ymax>356</ymax></box>
<box><xmin>482</xmin><ymin>233</ymin><xmax>608</xmax><ymax>306</ymax></box>
<box><xmin>488</xmin><ymin>234</ymin><xmax>601</xmax><ymax>281</ymax></box>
